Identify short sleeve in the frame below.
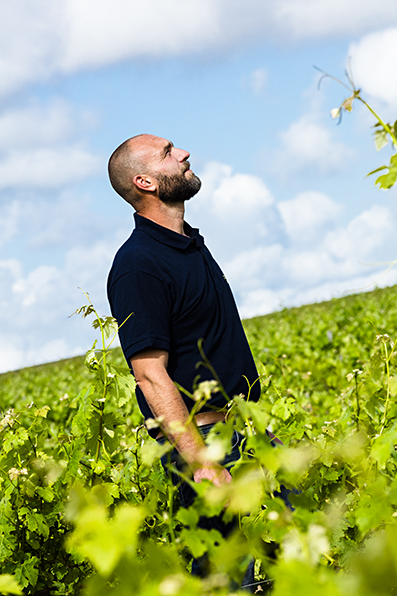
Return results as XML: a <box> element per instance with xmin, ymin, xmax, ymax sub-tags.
<box><xmin>108</xmin><ymin>268</ymin><xmax>172</xmax><ymax>361</ymax></box>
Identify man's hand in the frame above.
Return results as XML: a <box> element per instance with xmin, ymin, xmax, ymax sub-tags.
<box><xmin>193</xmin><ymin>462</ymin><xmax>232</xmax><ymax>486</ymax></box>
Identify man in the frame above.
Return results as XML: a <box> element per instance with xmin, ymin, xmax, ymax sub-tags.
<box><xmin>107</xmin><ymin>133</ymin><xmax>261</xmax><ymax>588</ymax></box>
<box><xmin>107</xmin><ymin>133</ymin><xmax>261</xmax><ymax>479</ymax></box>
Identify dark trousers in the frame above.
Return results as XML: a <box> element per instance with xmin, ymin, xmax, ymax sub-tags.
<box><xmin>159</xmin><ymin>424</ymin><xmax>255</xmax><ymax>591</ymax></box>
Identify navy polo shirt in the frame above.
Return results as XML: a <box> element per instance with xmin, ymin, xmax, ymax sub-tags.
<box><xmin>107</xmin><ymin>213</ymin><xmax>260</xmax><ymax>427</ymax></box>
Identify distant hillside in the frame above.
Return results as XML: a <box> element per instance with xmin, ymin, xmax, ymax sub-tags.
<box><xmin>2</xmin><ymin>284</ymin><xmax>397</xmax><ymax>412</ymax></box>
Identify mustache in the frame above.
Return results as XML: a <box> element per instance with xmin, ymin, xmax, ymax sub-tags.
<box><xmin>183</xmin><ymin>161</ymin><xmax>190</xmax><ymax>172</ymax></box>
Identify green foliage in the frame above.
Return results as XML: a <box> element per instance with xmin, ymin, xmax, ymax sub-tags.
<box><xmin>2</xmin><ymin>286</ymin><xmax>397</xmax><ymax>593</ymax></box>
<box><xmin>369</xmin><ymin>153</ymin><xmax>397</xmax><ymax>190</ymax></box>
<box><xmin>316</xmin><ymin>66</ymin><xmax>397</xmax><ymax>190</ymax></box>
<box><xmin>0</xmin><ymin>575</ymin><xmax>23</xmax><ymax>595</ymax></box>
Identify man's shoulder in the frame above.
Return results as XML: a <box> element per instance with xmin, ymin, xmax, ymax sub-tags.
<box><xmin>108</xmin><ymin>229</ymin><xmax>168</xmax><ymax>285</ymax></box>
<box><xmin>114</xmin><ymin>228</ymin><xmax>149</xmax><ymax>257</ymax></box>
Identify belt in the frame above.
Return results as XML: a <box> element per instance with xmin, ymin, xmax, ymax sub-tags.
<box><xmin>155</xmin><ymin>410</ymin><xmax>226</xmax><ymax>440</ymax></box>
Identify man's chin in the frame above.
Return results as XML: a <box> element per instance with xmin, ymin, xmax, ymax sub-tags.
<box><xmin>157</xmin><ymin>171</ymin><xmax>201</xmax><ymax>203</ymax></box>
<box><xmin>188</xmin><ymin>172</ymin><xmax>202</xmax><ymax>190</ymax></box>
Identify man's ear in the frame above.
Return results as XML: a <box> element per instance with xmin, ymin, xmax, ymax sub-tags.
<box><xmin>133</xmin><ymin>174</ymin><xmax>157</xmax><ymax>192</ymax></box>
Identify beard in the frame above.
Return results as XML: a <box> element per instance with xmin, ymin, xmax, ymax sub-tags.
<box><xmin>157</xmin><ymin>169</ymin><xmax>202</xmax><ymax>204</ymax></box>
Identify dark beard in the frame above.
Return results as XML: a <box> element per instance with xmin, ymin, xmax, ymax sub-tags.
<box><xmin>157</xmin><ymin>171</ymin><xmax>202</xmax><ymax>203</ymax></box>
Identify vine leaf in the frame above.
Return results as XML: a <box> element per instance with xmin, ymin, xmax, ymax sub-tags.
<box><xmin>369</xmin><ymin>154</ymin><xmax>397</xmax><ymax>190</ymax></box>
<box><xmin>374</xmin><ymin>125</ymin><xmax>389</xmax><ymax>151</ymax></box>
<box><xmin>317</xmin><ymin>65</ymin><xmax>397</xmax><ymax>189</ymax></box>
<box><xmin>0</xmin><ymin>574</ymin><xmax>23</xmax><ymax>595</ymax></box>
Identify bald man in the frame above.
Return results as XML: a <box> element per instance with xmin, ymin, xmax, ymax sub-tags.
<box><xmin>107</xmin><ymin>134</ymin><xmax>261</xmax><ymax>586</ymax></box>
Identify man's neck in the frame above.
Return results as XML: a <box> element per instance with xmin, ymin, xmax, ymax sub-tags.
<box><xmin>136</xmin><ymin>201</ymin><xmax>187</xmax><ymax>236</ymax></box>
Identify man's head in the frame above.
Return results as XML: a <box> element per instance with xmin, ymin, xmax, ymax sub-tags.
<box><xmin>108</xmin><ymin>134</ymin><xmax>201</xmax><ymax>209</ymax></box>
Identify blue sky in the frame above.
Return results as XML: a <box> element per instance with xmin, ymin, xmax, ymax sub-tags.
<box><xmin>2</xmin><ymin>0</ymin><xmax>397</xmax><ymax>372</ymax></box>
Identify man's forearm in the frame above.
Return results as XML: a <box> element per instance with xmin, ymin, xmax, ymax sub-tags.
<box><xmin>138</xmin><ymin>373</ymin><xmax>207</xmax><ymax>465</ymax></box>
<box><xmin>131</xmin><ymin>349</ymin><xmax>232</xmax><ymax>485</ymax></box>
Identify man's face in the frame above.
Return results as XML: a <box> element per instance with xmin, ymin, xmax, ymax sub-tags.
<box><xmin>138</xmin><ymin>135</ymin><xmax>202</xmax><ymax>202</ymax></box>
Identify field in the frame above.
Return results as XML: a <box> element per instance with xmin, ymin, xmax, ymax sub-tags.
<box><xmin>2</xmin><ymin>285</ymin><xmax>397</xmax><ymax>595</ymax></box>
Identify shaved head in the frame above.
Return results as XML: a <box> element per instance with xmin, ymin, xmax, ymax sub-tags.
<box><xmin>108</xmin><ymin>133</ymin><xmax>201</xmax><ymax>209</ymax></box>
<box><xmin>108</xmin><ymin>134</ymin><xmax>149</xmax><ymax>208</ymax></box>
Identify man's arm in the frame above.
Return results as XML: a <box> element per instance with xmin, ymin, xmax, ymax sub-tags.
<box><xmin>130</xmin><ymin>348</ymin><xmax>231</xmax><ymax>485</ymax></box>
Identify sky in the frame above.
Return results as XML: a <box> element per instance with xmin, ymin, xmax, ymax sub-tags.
<box><xmin>2</xmin><ymin>0</ymin><xmax>397</xmax><ymax>373</ymax></box>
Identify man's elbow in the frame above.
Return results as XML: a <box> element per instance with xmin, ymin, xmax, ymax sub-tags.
<box><xmin>134</xmin><ymin>375</ymin><xmax>152</xmax><ymax>395</ymax></box>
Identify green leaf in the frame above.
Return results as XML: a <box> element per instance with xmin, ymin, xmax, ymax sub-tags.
<box><xmin>85</xmin><ymin>347</ymin><xmax>100</xmax><ymax>371</ymax></box>
<box><xmin>113</xmin><ymin>368</ymin><xmax>136</xmax><ymax>407</ymax></box>
<box><xmin>71</xmin><ymin>385</ymin><xmax>95</xmax><ymax>437</ymax></box>
<box><xmin>34</xmin><ymin>405</ymin><xmax>50</xmax><ymax>418</ymax></box>
<box><xmin>70</xmin><ymin>303</ymin><xmax>95</xmax><ymax>318</ymax></box>
<box><xmin>371</xmin><ymin>425</ymin><xmax>396</xmax><ymax>468</ymax></box>
<box><xmin>91</xmin><ymin>460</ymin><xmax>106</xmax><ymax>475</ymax></box>
<box><xmin>272</xmin><ymin>397</ymin><xmax>296</xmax><ymax>421</ymax></box>
<box><xmin>373</xmin><ymin>154</ymin><xmax>397</xmax><ymax>189</ymax></box>
<box><xmin>374</xmin><ymin>128</ymin><xmax>389</xmax><ymax>151</ymax></box>
<box><xmin>176</xmin><ymin>506</ymin><xmax>199</xmax><ymax>528</ymax></box>
<box><xmin>272</xmin><ymin>560</ymin><xmax>342</xmax><ymax>596</ymax></box>
<box><xmin>36</xmin><ymin>486</ymin><xmax>54</xmax><ymax>503</ymax></box>
<box><xmin>233</xmin><ymin>396</ymin><xmax>270</xmax><ymax>433</ymax></box>
<box><xmin>66</xmin><ymin>503</ymin><xmax>146</xmax><ymax>577</ymax></box>
<box><xmin>15</xmin><ymin>556</ymin><xmax>40</xmax><ymax>589</ymax></box>
<box><xmin>367</xmin><ymin>165</ymin><xmax>387</xmax><ymax>176</ymax></box>
<box><xmin>95</xmin><ymin>316</ymin><xmax>119</xmax><ymax>340</ymax></box>
<box><xmin>0</xmin><ymin>574</ymin><xmax>23</xmax><ymax>595</ymax></box>
<box><xmin>179</xmin><ymin>527</ymin><xmax>222</xmax><ymax>559</ymax></box>
<box><xmin>86</xmin><ymin>411</ymin><xmax>121</xmax><ymax>456</ymax></box>
<box><xmin>341</xmin><ymin>95</ymin><xmax>355</xmax><ymax>112</ymax></box>
<box><xmin>320</xmin><ymin>466</ymin><xmax>340</xmax><ymax>483</ymax></box>
<box><xmin>140</xmin><ymin>439</ymin><xmax>172</xmax><ymax>467</ymax></box>
<box><xmin>3</xmin><ymin>427</ymin><xmax>29</xmax><ymax>454</ymax></box>
<box><xmin>26</xmin><ymin>511</ymin><xmax>50</xmax><ymax>539</ymax></box>
<box><xmin>388</xmin><ymin>376</ymin><xmax>397</xmax><ymax>396</ymax></box>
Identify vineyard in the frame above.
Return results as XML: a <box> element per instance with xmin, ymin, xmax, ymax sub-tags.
<box><xmin>2</xmin><ymin>284</ymin><xmax>397</xmax><ymax>595</ymax></box>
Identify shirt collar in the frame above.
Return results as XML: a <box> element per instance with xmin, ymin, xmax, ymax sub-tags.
<box><xmin>133</xmin><ymin>212</ymin><xmax>204</xmax><ymax>249</ymax></box>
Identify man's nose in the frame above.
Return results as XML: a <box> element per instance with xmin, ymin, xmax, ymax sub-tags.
<box><xmin>175</xmin><ymin>148</ymin><xmax>190</xmax><ymax>162</ymax></box>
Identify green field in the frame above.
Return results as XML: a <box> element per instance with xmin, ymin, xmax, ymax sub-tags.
<box><xmin>2</xmin><ymin>285</ymin><xmax>397</xmax><ymax>595</ymax></box>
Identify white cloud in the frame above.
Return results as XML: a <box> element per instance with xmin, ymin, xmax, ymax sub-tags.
<box><xmin>238</xmin><ymin>271</ymin><xmax>394</xmax><ymax>319</ymax></box>
<box><xmin>0</xmin><ymin>235</ymin><xmax>123</xmax><ymax>373</ymax></box>
<box><xmin>0</xmin><ymin>99</ymin><xmax>101</xmax><ymax>193</ymax></box>
<box><xmin>0</xmin><ymin>259</ymin><xmax>23</xmax><ymax>310</ymax></box>
<box><xmin>220</xmin><ymin>193</ymin><xmax>397</xmax><ymax>317</ymax></box>
<box><xmin>0</xmin><ymin>99</ymin><xmax>80</xmax><ymax>151</ymax></box>
<box><xmin>0</xmin><ymin>147</ymin><xmax>101</xmax><ymax>190</ymax></box>
<box><xmin>186</xmin><ymin>162</ymin><xmax>281</xmax><ymax>263</ymax></box>
<box><xmin>2</xmin><ymin>157</ymin><xmax>397</xmax><ymax>373</ymax></box>
<box><xmin>0</xmin><ymin>190</ymin><xmax>131</xmax><ymax>256</ymax></box>
<box><xmin>0</xmin><ymin>334</ymin><xmax>85</xmax><ymax>374</ymax></box>
<box><xmin>350</xmin><ymin>27</ymin><xmax>397</xmax><ymax>106</ymax></box>
<box><xmin>275</xmin><ymin>115</ymin><xmax>355</xmax><ymax>176</ymax></box>
<box><xmin>60</xmin><ymin>0</ymin><xmax>218</xmax><ymax>72</ymax></box>
<box><xmin>0</xmin><ymin>201</ymin><xmax>21</xmax><ymax>248</ymax></box>
<box><xmin>324</xmin><ymin>205</ymin><xmax>393</xmax><ymax>260</ymax></box>
<box><xmin>2</xmin><ymin>1</ymin><xmax>397</xmax><ymax>97</ymax></box>
<box><xmin>278</xmin><ymin>192</ymin><xmax>342</xmax><ymax>243</ymax></box>
<box><xmin>272</xmin><ymin>0</ymin><xmax>397</xmax><ymax>40</ymax></box>
<box><xmin>12</xmin><ymin>265</ymin><xmax>64</xmax><ymax>308</ymax></box>
<box><xmin>224</xmin><ymin>244</ymin><xmax>284</xmax><ymax>291</ymax></box>
<box><xmin>212</xmin><ymin>171</ymin><xmax>273</xmax><ymax>218</ymax></box>
<box><xmin>0</xmin><ymin>2</ymin><xmax>63</xmax><ymax>97</ymax></box>
<box><xmin>188</xmin><ymin>163</ymin><xmax>397</xmax><ymax>320</ymax></box>
<box><xmin>25</xmin><ymin>193</ymin><xmax>109</xmax><ymax>250</ymax></box>
<box><xmin>247</xmin><ymin>69</ymin><xmax>268</xmax><ymax>95</ymax></box>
